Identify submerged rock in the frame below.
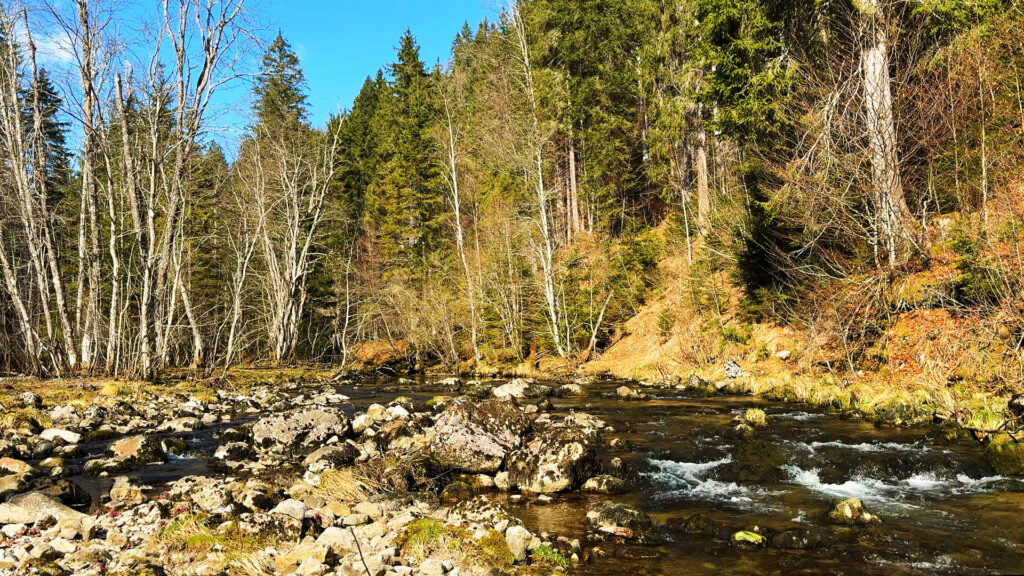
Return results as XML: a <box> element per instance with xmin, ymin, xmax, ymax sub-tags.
<box><xmin>771</xmin><ymin>527</ymin><xmax>827</xmax><ymax>549</ymax></box>
<box><xmin>586</xmin><ymin>501</ymin><xmax>658</xmax><ymax>543</ymax></box>
<box><xmin>984</xmin><ymin>434</ymin><xmax>1024</xmax><ymax>475</ymax></box>
<box><xmin>731</xmin><ymin>530</ymin><xmax>765</xmax><ymax>546</ymax></box>
<box><xmin>679</xmin><ymin>513</ymin><xmax>720</xmax><ymax>537</ymax></box>
<box><xmin>582</xmin><ymin>474</ymin><xmax>627</xmax><ymax>494</ymax></box>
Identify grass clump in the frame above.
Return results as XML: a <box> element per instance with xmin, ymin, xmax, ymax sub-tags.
<box><xmin>396</xmin><ymin>520</ymin><xmax>515</xmax><ymax>571</ymax></box>
<box><xmin>742</xmin><ymin>408</ymin><xmax>768</xmax><ymax>428</ymax></box>
<box><xmin>308</xmin><ymin>468</ymin><xmax>372</xmax><ymax>503</ymax></box>
<box><xmin>531</xmin><ymin>544</ymin><xmax>569</xmax><ymax>570</ymax></box>
<box><xmin>157</xmin><ymin>512</ymin><xmax>276</xmax><ymax>568</ymax></box>
<box><xmin>396</xmin><ymin>518</ymin><xmax>462</xmax><ymax>562</ymax></box>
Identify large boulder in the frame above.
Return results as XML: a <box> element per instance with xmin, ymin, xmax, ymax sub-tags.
<box><xmin>429</xmin><ymin>399</ymin><xmax>532</xmax><ymax>474</ymax></box>
<box><xmin>5</xmin><ymin>492</ymin><xmax>96</xmax><ymax>540</ymax></box>
<box><xmin>506</xmin><ymin>425</ymin><xmax>598</xmax><ymax>493</ymax></box>
<box><xmin>251</xmin><ymin>407</ymin><xmax>351</xmax><ymax>456</ymax></box>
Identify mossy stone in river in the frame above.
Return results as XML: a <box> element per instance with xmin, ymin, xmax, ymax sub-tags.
<box><xmin>984</xmin><ymin>434</ymin><xmax>1024</xmax><ymax>475</ymax></box>
<box><xmin>680</xmin><ymin>513</ymin><xmax>720</xmax><ymax>537</ymax></box>
<box><xmin>829</xmin><ymin>498</ymin><xmax>880</xmax><ymax>524</ymax></box>
<box><xmin>731</xmin><ymin>530</ymin><xmax>765</xmax><ymax>546</ymax></box>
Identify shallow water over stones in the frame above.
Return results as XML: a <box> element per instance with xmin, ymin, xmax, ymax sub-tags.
<box><xmin>61</xmin><ymin>377</ymin><xmax>1024</xmax><ymax>574</ymax></box>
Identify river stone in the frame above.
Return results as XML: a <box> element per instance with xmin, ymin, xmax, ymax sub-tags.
<box><xmin>419</xmin><ymin>558</ymin><xmax>446</xmax><ymax>576</ymax></box>
<box><xmin>984</xmin><ymin>434</ymin><xmax>1024</xmax><ymax>475</ymax></box>
<box><xmin>493</xmin><ymin>378</ymin><xmax>531</xmax><ymax>400</ymax></box>
<box><xmin>39</xmin><ymin>429</ymin><xmax>81</xmax><ymax>445</ymax></box>
<box><xmin>108</xmin><ymin>476</ymin><xmax>147</xmax><ymax>509</ymax></box>
<box><xmin>0</xmin><ymin>502</ymin><xmax>35</xmax><ymax>524</ymax></box>
<box><xmin>680</xmin><ymin>513</ymin><xmax>720</xmax><ymax>536</ymax></box>
<box><xmin>731</xmin><ymin>530</ymin><xmax>765</xmax><ymax>546</ymax></box>
<box><xmin>829</xmin><ymin>498</ymin><xmax>880</xmax><ymax>524</ymax></box>
<box><xmin>446</xmin><ymin>496</ymin><xmax>519</xmax><ymax>528</ymax></box>
<box><xmin>158</xmin><ymin>417</ymin><xmax>203</xmax><ymax>433</ymax></box>
<box><xmin>615</xmin><ymin>386</ymin><xmax>645</xmax><ymax>400</ymax></box>
<box><xmin>16</xmin><ymin>392</ymin><xmax>42</xmax><ymax>408</ymax></box>
<box><xmin>0</xmin><ymin>457</ymin><xmax>35</xmax><ymax>475</ymax></box>
<box><xmin>504</xmin><ymin>525</ymin><xmax>533</xmax><ymax>562</ymax></box>
<box><xmin>39</xmin><ymin>479</ymin><xmax>91</xmax><ymax>509</ymax></box>
<box><xmin>428</xmin><ymin>399</ymin><xmax>531</xmax><ymax>474</ymax></box>
<box><xmin>49</xmin><ymin>405</ymin><xmax>81</xmax><ymax>427</ymax></box>
<box><xmin>83</xmin><ymin>456</ymin><xmax>132</xmax><ymax>476</ymax></box>
<box><xmin>586</xmin><ymin>501</ymin><xmax>658</xmax><ymax>543</ymax></box>
<box><xmin>317</xmin><ymin>526</ymin><xmax>358</xmax><ymax>554</ymax></box>
<box><xmin>582</xmin><ymin>474</ymin><xmax>627</xmax><ymax>494</ymax></box>
<box><xmin>6</xmin><ymin>492</ymin><xmax>95</xmax><ymax>540</ymax></box>
<box><xmin>772</xmin><ymin>527</ymin><xmax>827</xmax><ymax>549</ymax></box>
<box><xmin>251</xmin><ymin>407</ymin><xmax>350</xmax><ymax>455</ymax></box>
<box><xmin>304</xmin><ymin>442</ymin><xmax>361</xmax><ymax>473</ymax></box>
<box><xmin>107</xmin><ymin>435</ymin><xmax>165</xmax><ymax>464</ymax></box>
<box><xmin>169</xmin><ymin>476</ymin><xmax>233</xmax><ymax>514</ymax></box>
<box><xmin>507</xmin><ymin>425</ymin><xmax>597</xmax><ymax>493</ymax></box>
<box><xmin>0</xmin><ymin>473</ymin><xmax>29</xmax><ymax>500</ymax></box>
<box><xmin>271</xmin><ymin>498</ymin><xmax>307</xmax><ymax>521</ymax></box>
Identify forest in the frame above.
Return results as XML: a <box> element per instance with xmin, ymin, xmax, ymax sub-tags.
<box><xmin>0</xmin><ymin>0</ymin><xmax>1019</xmax><ymax>390</ymax></box>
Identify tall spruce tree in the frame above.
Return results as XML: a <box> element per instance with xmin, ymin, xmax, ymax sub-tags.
<box><xmin>253</xmin><ymin>32</ymin><xmax>309</xmax><ymax>129</ymax></box>
<box><xmin>367</xmin><ymin>31</ymin><xmax>443</xmax><ymax>279</ymax></box>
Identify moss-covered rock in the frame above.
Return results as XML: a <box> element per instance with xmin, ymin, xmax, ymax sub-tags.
<box><xmin>985</xmin><ymin>434</ymin><xmax>1024</xmax><ymax>475</ymax></box>
<box><xmin>829</xmin><ymin>498</ymin><xmax>880</xmax><ymax>524</ymax></box>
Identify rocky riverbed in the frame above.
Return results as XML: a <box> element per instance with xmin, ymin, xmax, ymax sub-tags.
<box><xmin>0</xmin><ymin>375</ymin><xmax>1022</xmax><ymax>575</ymax></box>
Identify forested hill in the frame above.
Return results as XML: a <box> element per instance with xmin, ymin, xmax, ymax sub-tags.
<box><xmin>1</xmin><ymin>0</ymin><xmax>1022</xmax><ymax>412</ymax></box>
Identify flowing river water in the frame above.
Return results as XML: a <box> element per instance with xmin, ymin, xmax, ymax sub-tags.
<box><xmin>66</xmin><ymin>377</ymin><xmax>1024</xmax><ymax>575</ymax></box>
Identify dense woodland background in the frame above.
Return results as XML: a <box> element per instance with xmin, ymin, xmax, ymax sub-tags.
<box><xmin>0</xmin><ymin>0</ymin><xmax>1021</xmax><ymax>386</ymax></box>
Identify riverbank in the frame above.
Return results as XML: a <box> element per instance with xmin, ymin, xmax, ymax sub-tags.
<box><xmin>1</xmin><ymin>374</ymin><xmax>1022</xmax><ymax>575</ymax></box>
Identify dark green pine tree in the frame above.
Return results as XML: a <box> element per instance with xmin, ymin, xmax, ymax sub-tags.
<box><xmin>367</xmin><ymin>30</ymin><xmax>444</xmax><ymax>281</ymax></box>
<box><xmin>253</xmin><ymin>32</ymin><xmax>309</xmax><ymax>129</ymax></box>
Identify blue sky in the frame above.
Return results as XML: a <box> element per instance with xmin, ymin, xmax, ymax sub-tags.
<box><xmin>263</xmin><ymin>0</ymin><xmax>497</xmax><ymax>126</ymax></box>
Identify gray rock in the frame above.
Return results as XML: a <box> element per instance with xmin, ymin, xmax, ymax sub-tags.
<box><xmin>39</xmin><ymin>428</ymin><xmax>81</xmax><ymax>444</ymax></box>
<box><xmin>316</xmin><ymin>526</ymin><xmax>358</xmax><ymax>554</ymax></box>
<box><xmin>419</xmin><ymin>558</ymin><xmax>446</xmax><ymax>576</ymax></box>
<box><xmin>504</xmin><ymin>525</ymin><xmax>533</xmax><ymax>562</ymax></box>
<box><xmin>304</xmin><ymin>443</ymin><xmax>360</xmax><ymax>472</ymax></box>
<box><xmin>581</xmin><ymin>474</ymin><xmax>627</xmax><ymax>494</ymax></box>
<box><xmin>507</xmin><ymin>425</ymin><xmax>598</xmax><ymax>493</ymax></box>
<box><xmin>16</xmin><ymin>392</ymin><xmax>42</xmax><ymax>408</ymax></box>
<box><xmin>107</xmin><ymin>435</ymin><xmax>165</xmax><ymax>464</ymax></box>
<box><xmin>724</xmin><ymin>360</ymin><xmax>748</xmax><ymax>379</ymax></box>
<box><xmin>586</xmin><ymin>501</ymin><xmax>658</xmax><ymax>543</ymax></box>
<box><xmin>108</xmin><ymin>476</ymin><xmax>147</xmax><ymax>509</ymax></box>
<box><xmin>49</xmin><ymin>405</ymin><xmax>81</xmax><ymax>427</ymax></box>
<box><xmin>492</xmin><ymin>379</ymin><xmax>531</xmax><ymax>400</ymax></box>
<box><xmin>271</xmin><ymin>498</ymin><xmax>306</xmax><ymax>521</ymax></box>
<box><xmin>252</xmin><ymin>407</ymin><xmax>350</xmax><ymax>455</ymax></box>
<box><xmin>428</xmin><ymin>399</ymin><xmax>531</xmax><ymax>474</ymax></box>
<box><xmin>0</xmin><ymin>473</ymin><xmax>29</xmax><ymax>500</ymax></box>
